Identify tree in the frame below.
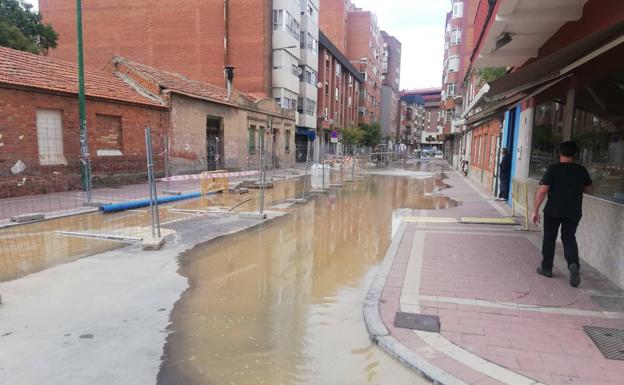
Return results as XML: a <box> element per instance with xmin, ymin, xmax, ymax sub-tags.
<box><xmin>478</xmin><ymin>67</ymin><xmax>507</xmax><ymax>83</ymax></box>
<box><xmin>0</xmin><ymin>0</ymin><xmax>58</xmax><ymax>54</ymax></box>
<box><xmin>360</xmin><ymin>122</ymin><xmax>381</xmax><ymax>148</ymax></box>
<box><xmin>340</xmin><ymin>126</ymin><xmax>364</xmax><ymax>147</ymax></box>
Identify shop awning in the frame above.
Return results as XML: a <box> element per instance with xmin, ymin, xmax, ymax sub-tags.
<box><xmin>465</xmin><ymin>76</ymin><xmax>570</xmax><ymax>127</ymax></box>
<box><xmin>486</xmin><ymin>21</ymin><xmax>624</xmax><ymax>101</ymax></box>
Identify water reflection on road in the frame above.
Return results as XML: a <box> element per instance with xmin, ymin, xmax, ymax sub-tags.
<box><xmin>158</xmin><ymin>173</ymin><xmax>456</xmax><ymax>385</ymax></box>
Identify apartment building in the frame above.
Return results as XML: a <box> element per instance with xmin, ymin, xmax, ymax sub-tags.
<box><xmin>380</xmin><ymin>31</ymin><xmax>402</xmax><ymax>144</ymax></box>
<box><xmin>319</xmin><ymin>0</ymin><xmax>385</xmax><ymax>126</ymax></box>
<box><xmin>400</xmin><ymin>88</ymin><xmax>443</xmax><ymax>149</ymax></box>
<box><xmin>314</xmin><ymin>31</ymin><xmax>364</xmax><ymax>149</ymax></box>
<box><xmin>40</xmin><ymin>0</ymin><xmax>319</xmax><ymax>164</ymax></box>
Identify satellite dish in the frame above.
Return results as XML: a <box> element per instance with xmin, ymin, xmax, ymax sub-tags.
<box><xmin>317</xmin><ymin>82</ymin><xmax>323</xmax><ymax>89</ymax></box>
<box><xmin>297</xmin><ymin>67</ymin><xmax>304</xmax><ymax>76</ymax></box>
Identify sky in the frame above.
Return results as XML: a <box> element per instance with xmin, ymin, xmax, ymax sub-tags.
<box><xmin>25</xmin><ymin>0</ymin><xmax>448</xmax><ymax>90</ymax></box>
<box><xmin>354</xmin><ymin>0</ymin><xmax>448</xmax><ymax>90</ymax></box>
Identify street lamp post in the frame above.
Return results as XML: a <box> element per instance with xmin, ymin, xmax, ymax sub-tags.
<box><xmin>76</xmin><ymin>0</ymin><xmax>92</xmax><ymax>202</ymax></box>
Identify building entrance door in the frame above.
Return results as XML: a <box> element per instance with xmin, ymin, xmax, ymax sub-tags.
<box><xmin>206</xmin><ymin>116</ymin><xmax>223</xmax><ymax>171</ymax></box>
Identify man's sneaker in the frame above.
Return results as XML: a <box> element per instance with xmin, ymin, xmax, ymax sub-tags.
<box><xmin>536</xmin><ymin>267</ymin><xmax>553</xmax><ymax>278</ymax></box>
<box><xmin>569</xmin><ymin>263</ymin><xmax>581</xmax><ymax>287</ymax></box>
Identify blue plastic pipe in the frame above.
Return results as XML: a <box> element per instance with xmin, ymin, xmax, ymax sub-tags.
<box><xmin>99</xmin><ymin>192</ymin><xmax>202</xmax><ymax>213</ymax></box>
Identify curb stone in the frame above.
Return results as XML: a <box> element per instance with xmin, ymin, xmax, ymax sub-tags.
<box><xmin>362</xmin><ymin>218</ymin><xmax>470</xmax><ymax>385</ymax></box>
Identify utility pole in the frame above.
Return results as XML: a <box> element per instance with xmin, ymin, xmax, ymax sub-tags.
<box><xmin>76</xmin><ymin>0</ymin><xmax>92</xmax><ymax>201</ymax></box>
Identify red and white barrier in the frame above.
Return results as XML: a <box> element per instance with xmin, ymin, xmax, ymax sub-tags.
<box><xmin>159</xmin><ymin>170</ymin><xmax>259</xmax><ymax>182</ymax></box>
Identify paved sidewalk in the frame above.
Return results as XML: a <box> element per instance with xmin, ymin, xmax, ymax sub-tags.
<box><xmin>366</xmin><ymin>164</ymin><xmax>624</xmax><ymax>385</ymax></box>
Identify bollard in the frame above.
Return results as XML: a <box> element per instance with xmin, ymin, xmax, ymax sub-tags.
<box><xmin>143</xmin><ymin>127</ymin><xmax>164</xmax><ymax>250</ymax></box>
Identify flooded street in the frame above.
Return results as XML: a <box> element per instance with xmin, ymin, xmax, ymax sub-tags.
<box><xmin>158</xmin><ymin>172</ymin><xmax>456</xmax><ymax>385</ymax></box>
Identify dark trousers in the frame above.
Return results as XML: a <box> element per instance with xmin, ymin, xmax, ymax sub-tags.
<box><xmin>541</xmin><ymin>215</ymin><xmax>581</xmax><ymax>271</ymax></box>
<box><xmin>499</xmin><ymin>175</ymin><xmax>510</xmax><ymax>199</ymax></box>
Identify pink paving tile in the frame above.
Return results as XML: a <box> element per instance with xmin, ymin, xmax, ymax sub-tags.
<box><xmin>460</xmin><ymin>333</ymin><xmax>512</xmax><ymax>349</ymax></box>
<box><xmin>516</xmin><ymin>369</ymin><xmax>555</xmax><ymax>385</ymax></box>
<box><xmin>518</xmin><ymin>357</ymin><xmax>578</xmax><ymax>377</ymax></box>
<box><xmin>511</xmin><ymin>339</ymin><xmax>564</xmax><ymax>354</ymax></box>
<box><xmin>429</xmin><ymin>356</ymin><xmax>489</xmax><ymax>384</ymax></box>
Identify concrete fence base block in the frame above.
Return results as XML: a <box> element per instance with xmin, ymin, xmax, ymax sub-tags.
<box><xmin>310</xmin><ymin>189</ymin><xmax>328</xmax><ymax>194</ymax></box>
<box><xmin>142</xmin><ymin>237</ymin><xmax>165</xmax><ymax>251</ymax></box>
<box><xmin>162</xmin><ymin>190</ymin><xmax>183</xmax><ymax>196</ymax></box>
<box><xmin>238</xmin><ymin>212</ymin><xmax>267</xmax><ymax>220</ymax></box>
<box><xmin>10</xmin><ymin>213</ymin><xmax>45</xmax><ymax>223</ymax></box>
<box><xmin>82</xmin><ymin>201</ymin><xmax>111</xmax><ymax>208</ymax></box>
<box><xmin>330</xmin><ymin>183</ymin><xmax>344</xmax><ymax>188</ymax></box>
<box><xmin>286</xmin><ymin>198</ymin><xmax>308</xmax><ymax>204</ymax></box>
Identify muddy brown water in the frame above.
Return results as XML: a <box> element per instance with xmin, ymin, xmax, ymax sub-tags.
<box><xmin>158</xmin><ymin>174</ymin><xmax>457</xmax><ymax>385</ymax></box>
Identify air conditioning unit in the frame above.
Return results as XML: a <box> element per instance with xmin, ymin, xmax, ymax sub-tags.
<box><xmin>329</xmin><ymin>119</ymin><xmax>335</xmax><ymax>124</ymax></box>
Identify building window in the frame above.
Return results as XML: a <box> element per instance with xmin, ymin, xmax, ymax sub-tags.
<box><xmin>297</xmin><ymin>97</ymin><xmax>304</xmax><ymax>114</ymax></box>
<box><xmin>36</xmin><ymin>109</ymin><xmax>66</xmax><ymax>165</ymax></box>
<box><xmin>529</xmin><ymin>102</ymin><xmax>624</xmax><ymax>204</ymax></box>
<box><xmin>448</xmin><ymin>56</ymin><xmax>460</xmax><ymax>72</ymax></box>
<box><xmin>451</xmin><ymin>29</ymin><xmax>462</xmax><ymax>45</ymax></box>
<box><xmin>285</xmin><ymin>129</ymin><xmax>291</xmax><ymax>152</ymax></box>
<box><xmin>452</xmin><ymin>2</ymin><xmax>463</xmax><ymax>18</ymax></box>
<box><xmin>335</xmin><ymin>87</ymin><xmax>340</xmax><ymax>101</ymax></box>
<box><xmin>305</xmin><ymin>98</ymin><xmax>316</xmax><ymax>116</ymax></box>
<box><xmin>95</xmin><ymin>114</ymin><xmax>123</xmax><ymax>156</ymax></box>
<box><xmin>335</xmin><ymin>64</ymin><xmax>341</xmax><ymax>78</ymax></box>
<box><xmin>273</xmin><ymin>10</ymin><xmax>283</xmax><ymax>31</ymax></box>
<box><xmin>248</xmin><ymin>125</ymin><xmax>257</xmax><ymax>154</ymax></box>
<box><xmin>447</xmin><ymin>83</ymin><xmax>456</xmax><ymax>96</ymax></box>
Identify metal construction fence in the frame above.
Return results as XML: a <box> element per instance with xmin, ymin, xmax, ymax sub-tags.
<box><xmin>0</xmin><ymin>129</ymin><xmax>382</xmax><ymax>282</ymax></box>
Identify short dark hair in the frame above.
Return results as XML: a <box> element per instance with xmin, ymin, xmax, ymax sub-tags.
<box><xmin>559</xmin><ymin>141</ymin><xmax>578</xmax><ymax>157</ymax></box>
<box><xmin>501</xmin><ymin>148</ymin><xmax>509</xmax><ymax>155</ymax></box>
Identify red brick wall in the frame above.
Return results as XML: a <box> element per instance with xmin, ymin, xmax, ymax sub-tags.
<box><xmin>316</xmin><ymin>47</ymin><xmax>361</xmax><ymax>132</ymax></box>
<box><xmin>40</xmin><ymin>0</ymin><xmax>271</xmax><ymax>95</ymax></box>
<box><xmin>0</xmin><ymin>87</ymin><xmax>169</xmax><ymax>198</ymax></box>
<box><xmin>319</xmin><ymin>0</ymin><xmax>349</xmax><ymax>52</ymax></box>
<box><xmin>347</xmin><ymin>12</ymin><xmax>383</xmax><ymax>125</ymax></box>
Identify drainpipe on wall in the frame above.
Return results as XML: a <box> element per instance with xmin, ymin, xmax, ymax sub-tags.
<box><xmin>225</xmin><ymin>66</ymin><xmax>235</xmax><ymax>101</ymax></box>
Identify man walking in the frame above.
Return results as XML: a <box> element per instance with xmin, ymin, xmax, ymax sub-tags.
<box><xmin>531</xmin><ymin>141</ymin><xmax>593</xmax><ymax>287</ymax></box>
<box><xmin>496</xmin><ymin>148</ymin><xmax>511</xmax><ymax>201</ymax></box>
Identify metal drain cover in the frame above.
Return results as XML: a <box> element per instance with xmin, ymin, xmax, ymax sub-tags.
<box><xmin>394</xmin><ymin>312</ymin><xmax>440</xmax><ymax>332</ymax></box>
<box><xmin>584</xmin><ymin>326</ymin><xmax>624</xmax><ymax>360</ymax></box>
<box><xmin>591</xmin><ymin>296</ymin><xmax>624</xmax><ymax>312</ymax></box>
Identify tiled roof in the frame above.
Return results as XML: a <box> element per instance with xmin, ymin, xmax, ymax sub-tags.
<box><xmin>119</xmin><ymin>59</ymin><xmax>231</xmax><ymax>103</ymax></box>
<box><xmin>0</xmin><ymin>46</ymin><xmax>164</xmax><ymax>107</ymax></box>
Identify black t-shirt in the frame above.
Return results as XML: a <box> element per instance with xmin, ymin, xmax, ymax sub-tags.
<box><xmin>539</xmin><ymin>162</ymin><xmax>592</xmax><ymax>218</ymax></box>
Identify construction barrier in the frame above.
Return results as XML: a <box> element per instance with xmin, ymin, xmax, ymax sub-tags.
<box><xmin>158</xmin><ymin>170</ymin><xmax>259</xmax><ymax>182</ymax></box>
<box><xmin>511</xmin><ymin>178</ymin><xmax>530</xmax><ymax>230</ymax></box>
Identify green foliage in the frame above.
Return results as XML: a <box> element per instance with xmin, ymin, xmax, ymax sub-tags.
<box><xmin>478</xmin><ymin>67</ymin><xmax>507</xmax><ymax>83</ymax></box>
<box><xmin>340</xmin><ymin>126</ymin><xmax>364</xmax><ymax>147</ymax></box>
<box><xmin>0</xmin><ymin>0</ymin><xmax>58</xmax><ymax>54</ymax></box>
<box><xmin>359</xmin><ymin>122</ymin><xmax>382</xmax><ymax>147</ymax></box>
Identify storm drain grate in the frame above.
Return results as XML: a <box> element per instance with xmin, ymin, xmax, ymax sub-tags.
<box><xmin>583</xmin><ymin>326</ymin><xmax>624</xmax><ymax>360</ymax></box>
<box><xmin>591</xmin><ymin>295</ymin><xmax>624</xmax><ymax>312</ymax></box>
<box><xmin>394</xmin><ymin>312</ymin><xmax>440</xmax><ymax>332</ymax></box>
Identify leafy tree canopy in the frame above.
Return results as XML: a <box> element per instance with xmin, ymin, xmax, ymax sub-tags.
<box><xmin>340</xmin><ymin>126</ymin><xmax>364</xmax><ymax>147</ymax></box>
<box><xmin>478</xmin><ymin>67</ymin><xmax>507</xmax><ymax>83</ymax></box>
<box><xmin>0</xmin><ymin>0</ymin><xmax>58</xmax><ymax>54</ymax></box>
<box><xmin>359</xmin><ymin>122</ymin><xmax>382</xmax><ymax>148</ymax></box>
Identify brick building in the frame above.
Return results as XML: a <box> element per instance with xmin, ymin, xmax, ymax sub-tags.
<box><xmin>311</xmin><ymin>31</ymin><xmax>364</xmax><ymax>157</ymax></box>
<box><xmin>40</xmin><ymin>0</ymin><xmax>319</xmax><ymax>139</ymax></box>
<box><xmin>400</xmin><ymin>88</ymin><xmax>443</xmax><ymax>150</ymax></box>
<box><xmin>459</xmin><ymin>0</ymin><xmax>624</xmax><ymax>287</ymax></box>
<box><xmin>380</xmin><ymin>31</ymin><xmax>402</xmax><ymax>144</ymax></box>
<box><xmin>0</xmin><ymin>47</ymin><xmax>168</xmax><ymax>198</ymax></box>
<box><xmin>319</xmin><ymin>0</ymin><xmax>385</xmax><ymax>126</ymax></box>
<box><xmin>111</xmin><ymin>58</ymin><xmax>296</xmax><ymax>173</ymax></box>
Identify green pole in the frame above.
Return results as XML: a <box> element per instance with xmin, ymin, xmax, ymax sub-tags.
<box><xmin>76</xmin><ymin>0</ymin><xmax>92</xmax><ymax>201</ymax></box>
